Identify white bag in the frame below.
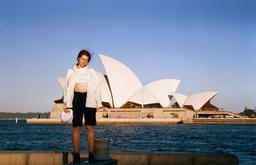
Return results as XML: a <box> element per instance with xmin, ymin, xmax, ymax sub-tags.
<box><xmin>60</xmin><ymin>110</ymin><xmax>73</xmax><ymax>123</ymax></box>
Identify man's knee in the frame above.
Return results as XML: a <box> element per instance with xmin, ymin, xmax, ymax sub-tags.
<box><xmin>73</xmin><ymin>126</ymin><xmax>81</xmax><ymax>132</ymax></box>
<box><xmin>85</xmin><ymin>125</ymin><xmax>94</xmax><ymax>132</ymax></box>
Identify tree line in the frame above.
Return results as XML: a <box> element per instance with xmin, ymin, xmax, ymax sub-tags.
<box><xmin>0</xmin><ymin>112</ymin><xmax>50</xmax><ymax>120</ymax></box>
<box><xmin>239</xmin><ymin>107</ymin><xmax>256</xmax><ymax>118</ymax></box>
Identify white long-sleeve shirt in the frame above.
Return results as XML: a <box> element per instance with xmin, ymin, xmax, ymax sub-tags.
<box><xmin>63</xmin><ymin>65</ymin><xmax>102</xmax><ymax>108</ymax></box>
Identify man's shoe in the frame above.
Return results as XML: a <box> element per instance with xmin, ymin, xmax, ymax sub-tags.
<box><xmin>73</xmin><ymin>153</ymin><xmax>81</xmax><ymax>164</ymax></box>
<box><xmin>88</xmin><ymin>152</ymin><xmax>95</xmax><ymax>163</ymax></box>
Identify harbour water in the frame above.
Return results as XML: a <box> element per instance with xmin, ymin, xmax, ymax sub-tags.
<box><xmin>0</xmin><ymin>120</ymin><xmax>255</xmax><ymax>165</ymax></box>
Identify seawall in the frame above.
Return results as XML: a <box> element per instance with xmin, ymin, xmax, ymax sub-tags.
<box><xmin>26</xmin><ymin>118</ymin><xmax>256</xmax><ymax>125</ymax></box>
<box><xmin>26</xmin><ymin>118</ymin><xmax>182</xmax><ymax>125</ymax></box>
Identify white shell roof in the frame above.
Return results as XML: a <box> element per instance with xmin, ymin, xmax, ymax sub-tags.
<box><xmin>144</xmin><ymin>79</ymin><xmax>181</xmax><ymax>107</ymax></box>
<box><xmin>128</xmin><ymin>87</ymin><xmax>159</xmax><ymax>106</ymax></box>
<box><xmin>96</xmin><ymin>72</ymin><xmax>113</xmax><ymax>107</ymax></box>
<box><xmin>99</xmin><ymin>54</ymin><xmax>143</xmax><ymax>108</ymax></box>
<box><xmin>184</xmin><ymin>91</ymin><xmax>218</xmax><ymax>110</ymax></box>
<box><xmin>172</xmin><ymin>93</ymin><xmax>188</xmax><ymax>108</ymax></box>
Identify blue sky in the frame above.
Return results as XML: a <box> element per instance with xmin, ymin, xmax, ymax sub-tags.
<box><xmin>0</xmin><ymin>0</ymin><xmax>255</xmax><ymax>113</ymax></box>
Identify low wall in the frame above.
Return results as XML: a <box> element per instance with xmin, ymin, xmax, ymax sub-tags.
<box><xmin>0</xmin><ymin>151</ymin><xmax>238</xmax><ymax>165</ymax></box>
<box><xmin>0</xmin><ymin>152</ymin><xmax>62</xmax><ymax>165</ymax></box>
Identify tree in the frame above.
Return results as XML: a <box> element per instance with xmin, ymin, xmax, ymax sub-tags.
<box><xmin>240</xmin><ymin>107</ymin><xmax>256</xmax><ymax>118</ymax></box>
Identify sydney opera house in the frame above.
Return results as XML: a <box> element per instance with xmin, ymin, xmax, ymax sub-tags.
<box><xmin>50</xmin><ymin>54</ymin><xmax>240</xmax><ymax>123</ymax></box>
<box><xmin>98</xmin><ymin>55</ymin><xmax>218</xmax><ymax>110</ymax></box>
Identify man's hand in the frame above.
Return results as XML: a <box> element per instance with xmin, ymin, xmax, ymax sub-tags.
<box><xmin>63</xmin><ymin>104</ymin><xmax>70</xmax><ymax>113</ymax></box>
<box><xmin>64</xmin><ymin>108</ymin><xmax>70</xmax><ymax>113</ymax></box>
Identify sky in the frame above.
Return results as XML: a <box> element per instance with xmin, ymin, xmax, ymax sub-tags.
<box><xmin>0</xmin><ymin>0</ymin><xmax>255</xmax><ymax>113</ymax></box>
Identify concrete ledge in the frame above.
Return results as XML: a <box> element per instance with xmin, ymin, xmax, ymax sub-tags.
<box><xmin>111</xmin><ymin>152</ymin><xmax>149</xmax><ymax>165</ymax></box>
<box><xmin>28</xmin><ymin>152</ymin><xmax>62</xmax><ymax>165</ymax></box>
<box><xmin>0</xmin><ymin>151</ymin><xmax>238</xmax><ymax>165</ymax></box>
<box><xmin>0</xmin><ymin>152</ymin><xmax>28</xmax><ymax>165</ymax></box>
<box><xmin>0</xmin><ymin>152</ymin><xmax>62</xmax><ymax>165</ymax></box>
<box><xmin>26</xmin><ymin>119</ymin><xmax>62</xmax><ymax>124</ymax></box>
<box><xmin>27</xmin><ymin>118</ymin><xmax>256</xmax><ymax>125</ymax></box>
<box><xmin>147</xmin><ymin>152</ymin><xmax>238</xmax><ymax>165</ymax></box>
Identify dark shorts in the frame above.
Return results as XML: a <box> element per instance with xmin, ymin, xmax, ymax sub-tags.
<box><xmin>72</xmin><ymin>92</ymin><xmax>97</xmax><ymax>127</ymax></box>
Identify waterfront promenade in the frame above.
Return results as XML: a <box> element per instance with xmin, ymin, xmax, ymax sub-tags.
<box><xmin>26</xmin><ymin>118</ymin><xmax>183</xmax><ymax>125</ymax></box>
<box><xmin>26</xmin><ymin>117</ymin><xmax>256</xmax><ymax>125</ymax></box>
